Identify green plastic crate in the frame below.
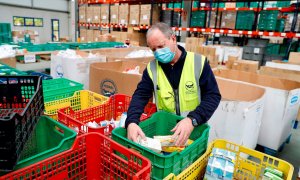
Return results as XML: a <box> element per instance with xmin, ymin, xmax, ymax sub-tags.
<box><xmin>14</xmin><ymin>116</ymin><xmax>76</xmax><ymax>169</ymax></box>
<box><xmin>112</xmin><ymin>111</ymin><xmax>210</xmax><ymax>180</ymax></box>
<box><xmin>16</xmin><ymin>55</ymin><xmax>41</xmax><ymax>61</ymax></box>
<box><xmin>212</xmin><ymin>2</ymin><xmax>225</xmax><ymax>8</ymax></box>
<box><xmin>0</xmin><ymin>63</ymin><xmax>27</xmax><ymax>75</ymax></box>
<box><xmin>266</xmin><ymin>43</ymin><xmax>281</xmax><ymax>55</ymax></box>
<box><xmin>193</xmin><ymin>1</ymin><xmax>199</xmax><ymax>8</ymax></box>
<box><xmin>236</xmin><ymin>11</ymin><xmax>255</xmax><ymax>30</ymax></box>
<box><xmin>236</xmin><ymin>2</ymin><xmax>246</xmax><ymax>8</ymax></box>
<box><xmin>42</xmin><ymin>78</ymin><xmax>84</xmax><ymax>102</ymax></box>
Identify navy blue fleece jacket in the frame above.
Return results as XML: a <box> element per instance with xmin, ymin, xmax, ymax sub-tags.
<box><xmin>125</xmin><ymin>45</ymin><xmax>221</xmax><ymax>128</ymax></box>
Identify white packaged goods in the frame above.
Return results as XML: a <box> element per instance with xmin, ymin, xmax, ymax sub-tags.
<box><xmin>266</xmin><ymin>62</ymin><xmax>300</xmax><ymax>71</ymax></box>
<box><xmin>214</xmin><ymin>69</ymin><xmax>300</xmax><ymax>151</ymax></box>
<box><xmin>125</xmin><ymin>50</ymin><xmax>153</xmax><ymax>58</ymax></box>
<box><xmin>51</xmin><ymin>49</ymin><xmax>106</xmax><ymax>89</ymax></box>
<box><xmin>209</xmin><ymin>78</ymin><xmax>265</xmax><ymax>150</ymax></box>
<box><xmin>0</xmin><ymin>45</ymin><xmax>16</xmax><ymax>58</ymax></box>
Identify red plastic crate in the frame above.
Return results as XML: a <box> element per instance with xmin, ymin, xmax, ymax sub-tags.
<box><xmin>0</xmin><ymin>133</ymin><xmax>151</xmax><ymax>180</ymax></box>
<box><xmin>57</xmin><ymin>94</ymin><xmax>156</xmax><ymax>135</ymax></box>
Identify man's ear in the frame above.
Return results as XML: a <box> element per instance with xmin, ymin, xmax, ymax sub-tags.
<box><xmin>171</xmin><ymin>34</ymin><xmax>177</xmax><ymax>43</ymax></box>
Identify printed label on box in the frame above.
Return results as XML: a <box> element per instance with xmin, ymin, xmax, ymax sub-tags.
<box><xmin>24</xmin><ymin>54</ymin><xmax>36</xmax><ymax>63</ymax></box>
<box><xmin>80</xmin><ymin>15</ymin><xmax>83</xmax><ymax>19</ymax></box>
<box><xmin>102</xmin><ymin>16</ymin><xmax>107</xmax><ymax>19</ymax></box>
<box><xmin>143</xmin><ymin>15</ymin><xmax>148</xmax><ymax>20</ymax></box>
<box><xmin>121</xmin><ymin>19</ymin><xmax>125</xmax><ymax>24</ymax></box>
<box><xmin>254</xmin><ymin>48</ymin><xmax>260</xmax><ymax>54</ymax></box>
<box><xmin>112</xmin><ymin>15</ymin><xmax>116</xmax><ymax>19</ymax></box>
<box><xmin>131</xmin><ymin>20</ymin><xmax>136</xmax><ymax>24</ymax></box>
<box><xmin>95</xmin><ymin>16</ymin><xmax>98</xmax><ymax>20</ymax></box>
<box><xmin>87</xmin><ymin>18</ymin><xmax>91</xmax><ymax>22</ymax></box>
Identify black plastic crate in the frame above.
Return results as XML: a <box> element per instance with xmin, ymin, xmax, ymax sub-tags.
<box><xmin>0</xmin><ymin>76</ymin><xmax>44</xmax><ymax>172</ymax></box>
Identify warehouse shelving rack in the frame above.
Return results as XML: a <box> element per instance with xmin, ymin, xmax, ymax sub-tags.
<box><xmin>77</xmin><ymin>0</ymin><xmax>300</xmax><ymax>58</ymax></box>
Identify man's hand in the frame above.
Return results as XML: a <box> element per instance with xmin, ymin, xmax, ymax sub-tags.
<box><xmin>171</xmin><ymin>117</ymin><xmax>194</xmax><ymax>146</ymax></box>
<box><xmin>127</xmin><ymin>123</ymin><xmax>146</xmax><ymax>143</ymax></box>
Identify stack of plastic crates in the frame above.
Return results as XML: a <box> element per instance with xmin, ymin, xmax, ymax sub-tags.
<box><xmin>0</xmin><ymin>64</ymin><xmax>27</xmax><ymax>75</ymax></box>
<box><xmin>112</xmin><ymin>111</ymin><xmax>210</xmax><ymax>179</ymax></box>
<box><xmin>0</xmin><ymin>76</ymin><xmax>43</xmax><ymax>172</ymax></box>
<box><xmin>42</xmin><ymin>78</ymin><xmax>83</xmax><ymax>102</ymax></box>
<box><xmin>57</xmin><ymin>94</ymin><xmax>157</xmax><ymax>136</ymax></box>
<box><xmin>44</xmin><ymin>90</ymin><xmax>108</xmax><ymax>120</ymax></box>
<box><xmin>1</xmin><ymin>133</ymin><xmax>151</xmax><ymax>180</ymax></box>
<box><xmin>164</xmin><ymin>139</ymin><xmax>294</xmax><ymax>180</ymax></box>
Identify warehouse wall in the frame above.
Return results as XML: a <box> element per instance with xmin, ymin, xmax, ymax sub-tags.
<box><xmin>0</xmin><ymin>4</ymin><xmax>70</xmax><ymax>43</ymax></box>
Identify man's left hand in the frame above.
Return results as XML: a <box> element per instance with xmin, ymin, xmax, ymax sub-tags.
<box><xmin>171</xmin><ymin>117</ymin><xmax>194</xmax><ymax>146</ymax></box>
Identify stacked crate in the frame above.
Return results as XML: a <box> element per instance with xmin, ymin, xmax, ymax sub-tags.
<box><xmin>235</xmin><ymin>11</ymin><xmax>255</xmax><ymax>30</ymax></box>
<box><xmin>190</xmin><ymin>11</ymin><xmax>206</xmax><ymax>27</ymax></box>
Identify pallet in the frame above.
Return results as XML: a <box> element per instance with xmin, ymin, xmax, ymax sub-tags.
<box><xmin>255</xmin><ymin>134</ymin><xmax>292</xmax><ymax>156</ymax></box>
<box><xmin>17</xmin><ymin>59</ymin><xmax>41</xmax><ymax>64</ymax></box>
<box><xmin>40</xmin><ymin>55</ymin><xmax>51</xmax><ymax>61</ymax></box>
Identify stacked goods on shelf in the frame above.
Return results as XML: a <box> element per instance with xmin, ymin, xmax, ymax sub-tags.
<box><xmin>119</xmin><ymin>4</ymin><xmax>129</xmax><ymax>25</ymax></box>
<box><xmin>101</xmin><ymin>5</ymin><xmax>109</xmax><ymax>24</ymax></box>
<box><xmin>140</xmin><ymin>4</ymin><xmax>151</xmax><ymax>25</ymax></box>
<box><xmin>0</xmin><ymin>23</ymin><xmax>12</xmax><ymax>43</ymax></box>
<box><xmin>0</xmin><ymin>76</ymin><xmax>43</xmax><ymax>171</ymax></box>
<box><xmin>264</xmin><ymin>1</ymin><xmax>291</xmax><ymax>8</ymax></box>
<box><xmin>161</xmin><ymin>10</ymin><xmax>173</xmax><ymax>26</ymax></box>
<box><xmin>284</xmin><ymin>13</ymin><xmax>300</xmax><ymax>32</ymax></box>
<box><xmin>209</xmin><ymin>78</ymin><xmax>265</xmax><ymax>150</ymax></box>
<box><xmin>93</xmin><ymin>29</ymin><xmax>101</xmax><ymax>41</ymax></box>
<box><xmin>110</xmin><ymin>5</ymin><xmax>119</xmax><ymax>25</ymax></box>
<box><xmin>207</xmin><ymin>11</ymin><xmax>221</xmax><ymax>28</ymax></box>
<box><xmin>185</xmin><ymin>37</ymin><xmax>205</xmax><ymax>53</ymax></box>
<box><xmin>212</xmin><ymin>2</ymin><xmax>225</xmax><ymax>8</ymax></box>
<box><xmin>190</xmin><ymin>11</ymin><xmax>206</xmax><ymax>27</ymax></box>
<box><xmin>1</xmin><ymin>133</ymin><xmax>151</xmax><ymax>179</ymax></box>
<box><xmin>221</xmin><ymin>11</ymin><xmax>237</xmax><ymax>29</ymax></box>
<box><xmin>112</xmin><ymin>111</ymin><xmax>210</xmax><ymax>179</ymax></box>
<box><xmin>258</xmin><ymin>10</ymin><xmax>284</xmax><ymax>32</ymax></box>
<box><xmin>92</xmin><ymin>6</ymin><xmax>101</xmax><ymax>24</ymax></box>
<box><xmin>80</xmin><ymin>28</ymin><xmax>87</xmax><ymax>42</ymax></box>
<box><xmin>242</xmin><ymin>38</ymin><xmax>269</xmax><ymax>66</ymax></box>
<box><xmin>236</xmin><ymin>11</ymin><xmax>255</xmax><ymax>30</ymax></box>
<box><xmin>86</xmin><ymin>6</ymin><xmax>93</xmax><ymax>23</ymax></box>
<box><xmin>264</xmin><ymin>43</ymin><xmax>283</xmax><ymax>65</ymax></box>
<box><xmin>214</xmin><ymin>69</ymin><xmax>300</xmax><ymax>155</ymax></box>
<box><xmin>129</xmin><ymin>5</ymin><xmax>140</xmax><ymax>25</ymax></box>
<box><xmin>79</xmin><ymin>6</ymin><xmax>86</xmax><ymax>23</ymax></box>
<box><xmin>86</xmin><ymin>29</ymin><xmax>94</xmax><ymax>42</ymax></box>
<box><xmin>165</xmin><ymin>140</ymin><xmax>293</xmax><ymax>180</ymax></box>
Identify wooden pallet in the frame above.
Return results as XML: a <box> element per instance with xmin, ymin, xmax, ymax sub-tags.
<box><xmin>40</xmin><ymin>55</ymin><xmax>51</xmax><ymax>61</ymax></box>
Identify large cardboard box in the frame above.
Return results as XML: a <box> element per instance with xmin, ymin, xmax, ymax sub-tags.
<box><xmin>92</xmin><ymin>6</ymin><xmax>101</xmax><ymax>24</ymax></box>
<box><xmin>86</xmin><ymin>29</ymin><xmax>94</xmax><ymax>42</ymax></box>
<box><xmin>185</xmin><ymin>37</ymin><xmax>205</xmax><ymax>53</ymax></box>
<box><xmin>86</xmin><ymin>6</ymin><xmax>93</xmax><ymax>23</ymax></box>
<box><xmin>207</xmin><ymin>11</ymin><xmax>221</xmax><ymax>28</ymax></box>
<box><xmin>266</xmin><ymin>61</ymin><xmax>300</xmax><ymax>71</ymax></box>
<box><xmin>79</xmin><ymin>6</ymin><xmax>86</xmax><ymax>23</ymax></box>
<box><xmin>101</xmin><ymin>5</ymin><xmax>109</xmax><ymax>24</ymax></box>
<box><xmin>127</xmin><ymin>31</ymin><xmax>147</xmax><ymax>46</ymax></box>
<box><xmin>140</xmin><ymin>5</ymin><xmax>151</xmax><ymax>25</ymax></box>
<box><xmin>209</xmin><ymin>78</ymin><xmax>265</xmax><ymax>149</ymax></box>
<box><xmin>0</xmin><ymin>57</ymin><xmax>16</xmax><ymax>68</ymax></box>
<box><xmin>92</xmin><ymin>47</ymin><xmax>153</xmax><ymax>62</ymax></box>
<box><xmin>89</xmin><ymin>61</ymin><xmax>147</xmax><ymax>96</ymax></box>
<box><xmin>214</xmin><ymin>69</ymin><xmax>300</xmax><ymax>150</ymax></box>
<box><xmin>93</xmin><ymin>30</ymin><xmax>101</xmax><ymax>42</ymax></box>
<box><xmin>110</xmin><ymin>5</ymin><xmax>119</xmax><ymax>24</ymax></box>
<box><xmin>232</xmin><ymin>60</ymin><xmax>259</xmax><ymax>73</ymax></box>
<box><xmin>129</xmin><ymin>5</ymin><xmax>140</xmax><ymax>25</ymax></box>
<box><xmin>119</xmin><ymin>4</ymin><xmax>129</xmax><ymax>25</ymax></box>
<box><xmin>288</xmin><ymin>52</ymin><xmax>300</xmax><ymax>65</ymax></box>
<box><xmin>80</xmin><ymin>29</ymin><xmax>87</xmax><ymax>42</ymax></box>
<box><xmin>221</xmin><ymin>11</ymin><xmax>237</xmax><ymax>29</ymax></box>
<box><xmin>51</xmin><ymin>50</ymin><xmax>106</xmax><ymax>89</ymax></box>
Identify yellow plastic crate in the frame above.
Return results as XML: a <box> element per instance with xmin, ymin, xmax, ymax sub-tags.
<box><xmin>164</xmin><ymin>139</ymin><xmax>294</xmax><ymax>180</ymax></box>
<box><xmin>44</xmin><ymin>90</ymin><xmax>108</xmax><ymax>120</ymax></box>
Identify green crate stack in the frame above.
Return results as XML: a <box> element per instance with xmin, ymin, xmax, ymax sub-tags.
<box><xmin>112</xmin><ymin>111</ymin><xmax>210</xmax><ymax>180</ymax></box>
<box><xmin>193</xmin><ymin>1</ymin><xmax>199</xmax><ymax>8</ymax></box>
<box><xmin>167</xmin><ymin>2</ymin><xmax>183</xmax><ymax>9</ymax></box>
<box><xmin>280</xmin><ymin>41</ymin><xmax>298</xmax><ymax>55</ymax></box>
<box><xmin>266</xmin><ymin>43</ymin><xmax>281</xmax><ymax>55</ymax></box>
<box><xmin>0</xmin><ymin>63</ymin><xmax>27</xmax><ymax>75</ymax></box>
<box><xmin>276</xmin><ymin>19</ymin><xmax>285</xmax><ymax>32</ymax></box>
<box><xmin>236</xmin><ymin>2</ymin><xmax>246</xmax><ymax>8</ymax></box>
<box><xmin>276</xmin><ymin>1</ymin><xmax>290</xmax><ymax>7</ymax></box>
<box><xmin>264</xmin><ymin>1</ymin><xmax>290</xmax><ymax>8</ymax></box>
<box><xmin>212</xmin><ymin>2</ymin><xmax>225</xmax><ymax>8</ymax></box>
<box><xmin>236</xmin><ymin>11</ymin><xmax>255</xmax><ymax>30</ymax></box>
<box><xmin>0</xmin><ymin>23</ymin><xmax>12</xmax><ymax>43</ymax></box>
<box><xmin>250</xmin><ymin>2</ymin><xmax>262</xmax><ymax>8</ymax></box>
<box><xmin>258</xmin><ymin>10</ymin><xmax>280</xmax><ymax>31</ymax></box>
<box><xmin>191</xmin><ymin>11</ymin><xmax>206</xmax><ymax>27</ymax></box>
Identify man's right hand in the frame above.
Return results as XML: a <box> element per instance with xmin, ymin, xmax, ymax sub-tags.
<box><xmin>127</xmin><ymin>123</ymin><xmax>146</xmax><ymax>143</ymax></box>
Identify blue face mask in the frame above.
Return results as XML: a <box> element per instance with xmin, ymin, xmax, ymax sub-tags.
<box><xmin>154</xmin><ymin>47</ymin><xmax>175</xmax><ymax>64</ymax></box>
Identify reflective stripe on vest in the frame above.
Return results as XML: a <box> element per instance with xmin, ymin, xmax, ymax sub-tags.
<box><xmin>147</xmin><ymin>51</ymin><xmax>205</xmax><ymax>117</ymax></box>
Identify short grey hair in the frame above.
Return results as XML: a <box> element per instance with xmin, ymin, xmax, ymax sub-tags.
<box><xmin>146</xmin><ymin>22</ymin><xmax>174</xmax><ymax>39</ymax></box>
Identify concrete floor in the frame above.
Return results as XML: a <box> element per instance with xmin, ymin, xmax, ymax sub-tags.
<box><xmin>277</xmin><ymin>126</ymin><xmax>300</xmax><ymax>179</ymax></box>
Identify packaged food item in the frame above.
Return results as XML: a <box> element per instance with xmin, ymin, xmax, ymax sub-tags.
<box><xmin>137</xmin><ymin>136</ymin><xmax>162</xmax><ymax>153</ymax></box>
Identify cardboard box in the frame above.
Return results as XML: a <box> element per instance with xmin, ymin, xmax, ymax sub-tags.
<box><xmin>225</xmin><ymin>2</ymin><xmax>236</xmax><ymax>8</ymax></box>
<box><xmin>93</xmin><ymin>30</ymin><xmax>101</xmax><ymax>42</ymax></box>
<box><xmin>207</xmin><ymin>11</ymin><xmax>221</xmax><ymax>28</ymax></box>
<box><xmin>80</xmin><ymin>29</ymin><xmax>87</xmax><ymax>42</ymax></box>
<box><xmin>221</xmin><ymin>11</ymin><xmax>237</xmax><ymax>29</ymax></box>
<box><xmin>12</xmin><ymin>30</ymin><xmax>24</xmax><ymax>38</ymax></box>
<box><xmin>79</xmin><ymin>6</ymin><xmax>86</xmax><ymax>23</ymax></box>
<box><xmin>185</xmin><ymin>37</ymin><xmax>206</xmax><ymax>53</ymax></box>
<box><xmin>97</xmin><ymin>34</ymin><xmax>116</xmax><ymax>42</ymax></box>
<box><xmin>152</xmin><ymin>4</ymin><xmax>160</xmax><ymax>25</ymax></box>
<box><xmin>209</xmin><ymin>77</ymin><xmax>265</xmax><ymax>149</ymax></box>
<box><xmin>232</xmin><ymin>60</ymin><xmax>259</xmax><ymax>73</ymax></box>
<box><xmin>130</xmin><ymin>5</ymin><xmax>140</xmax><ymax>25</ymax></box>
<box><xmin>140</xmin><ymin>4</ymin><xmax>151</xmax><ymax>11</ymax></box>
<box><xmin>119</xmin><ymin>4</ymin><xmax>129</xmax><ymax>25</ymax></box>
<box><xmin>288</xmin><ymin>52</ymin><xmax>300</xmax><ymax>65</ymax></box>
<box><xmin>214</xmin><ymin>69</ymin><xmax>300</xmax><ymax>150</ymax></box>
<box><xmin>223</xmin><ymin>46</ymin><xmax>243</xmax><ymax>62</ymax></box>
<box><xmin>266</xmin><ymin>61</ymin><xmax>300</xmax><ymax>71</ymax></box>
<box><xmin>89</xmin><ymin>61</ymin><xmax>147</xmax><ymax>96</ymax></box>
<box><xmin>110</xmin><ymin>5</ymin><xmax>119</xmax><ymax>24</ymax></box>
<box><xmin>127</xmin><ymin>31</ymin><xmax>147</xmax><ymax>46</ymax></box>
<box><xmin>92</xmin><ymin>6</ymin><xmax>101</xmax><ymax>24</ymax></box>
<box><xmin>86</xmin><ymin>6</ymin><xmax>93</xmax><ymax>23</ymax></box>
<box><xmin>51</xmin><ymin>50</ymin><xmax>106</xmax><ymax>89</ymax></box>
<box><xmin>140</xmin><ymin>5</ymin><xmax>151</xmax><ymax>25</ymax></box>
<box><xmin>0</xmin><ymin>57</ymin><xmax>16</xmax><ymax>68</ymax></box>
<box><xmin>226</xmin><ymin>55</ymin><xmax>238</xmax><ymax>69</ymax></box>
<box><xmin>101</xmin><ymin>5</ymin><xmax>109</xmax><ymax>24</ymax></box>
<box><xmin>87</xmin><ymin>29</ymin><xmax>94</xmax><ymax>42</ymax></box>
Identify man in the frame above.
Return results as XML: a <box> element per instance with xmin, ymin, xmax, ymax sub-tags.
<box><xmin>125</xmin><ymin>22</ymin><xmax>221</xmax><ymax>146</ymax></box>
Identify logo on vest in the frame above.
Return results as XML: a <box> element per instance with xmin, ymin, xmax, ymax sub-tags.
<box><xmin>100</xmin><ymin>79</ymin><xmax>118</xmax><ymax>97</ymax></box>
<box><xmin>185</xmin><ymin>81</ymin><xmax>196</xmax><ymax>94</ymax></box>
